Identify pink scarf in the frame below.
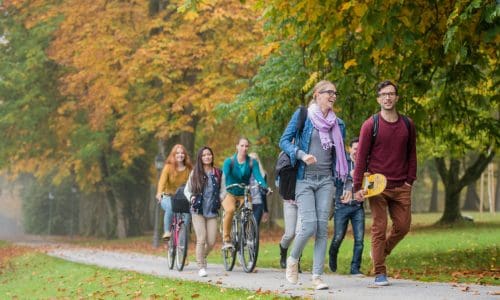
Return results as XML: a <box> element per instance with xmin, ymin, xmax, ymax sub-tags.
<box><xmin>308</xmin><ymin>103</ymin><xmax>348</xmax><ymax>180</ymax></box>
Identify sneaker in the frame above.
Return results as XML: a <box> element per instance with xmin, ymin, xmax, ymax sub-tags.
<box><xmin>162</xmin><ymin>231</ymin><xmax>171</xmax><ymax>240</ymax></box>
<box><xmin>221</xmin><ymin>242</ymin><xmax>234</xmax><ymax>250</ymax></box>
<box><xmin>285</xmin><ymin>257</ymin><xmax>299</xmax><ymax>284</ymax></box>
<box><xmin>312</xmin><ymin>276</ymin><xmax>328</xmax><ymax>290</ymax></box>
<box><xmin>374</xmin><ymin>274</ymin><xmax>389</xmax><ymax>286</ymax></box>
<box><xmin>198</xmin><ymin>268</ymin><xmax>207</xmax><ymax>277</ymax></box>
<box><xmin>350</xmin><ymin>270</ymin><xmax>365</xmax><ymax>277</ymax></box>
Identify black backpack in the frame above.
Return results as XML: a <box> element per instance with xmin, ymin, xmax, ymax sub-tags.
<box><xmin>171</xmin><ymin>184</ymin><xmax>191</xmax><ymax>213</ymax></box>
<box><xmin>276</xmin><ymin>106</ymin><xmax>307</xmax><ymax>200</ymax></box>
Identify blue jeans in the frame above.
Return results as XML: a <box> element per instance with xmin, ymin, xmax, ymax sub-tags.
<box><xmin>252</xmin><ymin>203</ymin><xmax>264</xmax><ymax>227</ymax></box>
<box><xmin>329</xmin><ymin>204</ymin><xmax>365</xmax><ymax>273</ymax></box>
<box><xmin>160</xmin><ymin>195</ymin><xmax>190</xmax><ymax>232</ymax></box>
<box><xmin>291</xmin><ymin>175</ymin><xmax>335</xmax><ymax>276</ymax></box>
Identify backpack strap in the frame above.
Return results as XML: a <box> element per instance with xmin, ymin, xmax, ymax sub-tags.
<box><xmin>366</xmin><ymin>114</ymin><xmax>379</xmax><ymax>168</ymax></box>
<box><xmin>297</xmin><ymin>105</ymin><xmax>307</xmax><ymax>134</ymax></box>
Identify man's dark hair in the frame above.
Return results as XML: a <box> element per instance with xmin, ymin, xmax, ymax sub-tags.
<box><xmin>350</xmin><ymin>137</ymin><xmax>359</xmax><ymax>147</ymax></box>
<box><xmin>376</xmin><ymin>80</ymin><xmax>398</xmax><ymax>95</ymax></box>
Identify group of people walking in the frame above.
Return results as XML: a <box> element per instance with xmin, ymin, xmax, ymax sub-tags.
<box><xmin>156</xmin><ymin>138</ymin><xmax>269</xmax><ymax>277</ymax></box>
<box><xmin>279</xmin><ymin>79</ymin><xmax>416</xmax><ymax>289</ymax></box>
<box><xmin>155</xmin><ymin>79</ymin><xmax>417</xmax><ymax>290</ymax></box>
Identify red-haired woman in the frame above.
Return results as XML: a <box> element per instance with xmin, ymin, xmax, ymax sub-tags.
<box><xmin>156</xmin><ymin>144</ymin><xmax>192</xmax><ymax>240</ymax></box>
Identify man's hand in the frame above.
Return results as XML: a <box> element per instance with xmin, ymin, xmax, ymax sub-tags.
<box><xmin>302</xmin><ymin>154</ymin><xmax>317</xmax><ymax>165</ymax></box>
<box><xmin>340</xmin><ymin>190</ymin><xmax>353</xmax><ymax>203</ymax></box>
<box><xmin>155</xmin><ymin>193</ymin><xmax>162</xmax><ymax>202</ymax></box>
<box><xmin>354</xmin><ymin>190</ymin><xmax>366</xmax><ymax>201</ymax></box>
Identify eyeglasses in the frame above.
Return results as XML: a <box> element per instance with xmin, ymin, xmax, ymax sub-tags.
<box><xmin>378</xmin><ymin>92</ymin><xmax>397</xmax><ymax>98</ymax></box>
<box><xmin>319</xmin><ymin>90</ymin><xmax>340</xmax><ymax>97</ymax></box>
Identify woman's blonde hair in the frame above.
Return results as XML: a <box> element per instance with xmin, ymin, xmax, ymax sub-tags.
<box><xmin>311</xmin><ymin>80</ymin><xmax>335</xmax><ymax>103</ymax></box>
<box><xmin>249</xmin><ymin>152</ymin><xmax>266</xmax><ymax>177</ymax></box>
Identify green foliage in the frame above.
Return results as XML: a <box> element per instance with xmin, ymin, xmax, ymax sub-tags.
<box><xmin>229</xmin><ymin>0</ymin><xmax>499</xmax><ymax>161</ymax></box>
<box><xmin>0</xmin><ymin>8</ymin><xmax>63</xmax><ymax>171</ymax></box>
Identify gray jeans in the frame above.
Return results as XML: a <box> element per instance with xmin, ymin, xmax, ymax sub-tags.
<box><xmin>290</xmin><ymin>175</ymin><xmax>335</xmax><ymax>275</ymax></box>
<box><xmin>280</xmin><ymin>201</ymin><xmax>300</xmax><ymax>249</ymax></box>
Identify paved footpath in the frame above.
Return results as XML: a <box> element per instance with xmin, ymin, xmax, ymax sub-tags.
<box><xmin>47</xmin><ymin>248</ymin><xmax>499</xmax><ymax>300</ymax></box>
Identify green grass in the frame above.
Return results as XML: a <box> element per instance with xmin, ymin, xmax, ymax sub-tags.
<box><xmin>0</xmin><ymin>251</ymin><xmax>282</xmax><ymax>299</ymax></box>
<box><xmin>38</xmin><ymin>212</ymin><xmax>500</xmax><ymax>286</ymax></box>
<box><xmin>206</xmin><ymin>212</ymin><xmax>500</xmax><ymax>285</ymax></box>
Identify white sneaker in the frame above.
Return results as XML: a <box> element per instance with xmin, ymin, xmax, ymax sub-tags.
<box><xmin>198</xmin><ymin>268</ymin><xmax>207</xmax><ymax>277</ymax></box>
<box><xmin>221</xmin><ymin>242</ymin><xmax>234</xmax><ymax>250</ymax></box>
<box><xmin>285</xmin><ymin>257</ymin><xmax>298</xmax><ymax>284</ymax></box>
<box><xmin>312</xmin><ymin>275</ymin><xmax>328</xmax><ymax>290</ymax></box>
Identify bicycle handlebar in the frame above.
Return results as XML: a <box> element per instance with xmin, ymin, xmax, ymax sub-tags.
<box><xmin>225</xmin><ymin>183</ymin><xmax>249</xmax><ymax>190</ymax></box>
<box><xmin>225</xmin><ymin>183</ymin><xmax>271</xmax><ymax>195</ymax></box>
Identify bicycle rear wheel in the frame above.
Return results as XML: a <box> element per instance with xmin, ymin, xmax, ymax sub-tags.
<box><xmin>175</xmin><ymin>215</ymin><xmax>189</xmax><ymax>271</ymax></box>
<box><xmin>222</xmin><ymin>218</ymin><xmax>237</xmax><ymax>271</ymax></box>
<box><xmin>166</xmin><ymin>226</ymin><xmax>175</xmax><ymax>270</ymax></box>
<box><xmin>240</xmin><ymin>213</ymin><xmax>259</xmax><ymax>273</ymax></box>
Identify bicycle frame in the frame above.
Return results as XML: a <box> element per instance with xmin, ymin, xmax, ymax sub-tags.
<box><xmin>167</xmin><ymin>212</ymin><xmax>189</xmax><ymax>271</ymax></box>
<box><xmin>222</xmin><ymin>183</ymin><xmax>260</xmax><ymax>273</ymax></box>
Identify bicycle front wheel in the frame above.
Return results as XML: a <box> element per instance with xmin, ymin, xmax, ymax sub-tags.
<box><xmin>167</xmin><ymin>229</ymin><xmax>175</xmax><ymax>270</ymax></box>
<box><xmin>175</xmin><ymin>216</ymin><xmax>189</xmax><ymax>271</ymax></box>
<box><xmin>222</xmin><ymin>218</ymin><xmax>237</xmax><ymax>271</ymax></box>
<box><xmin>240</xmin><ymin>213</ymin><xmax>259</xmax><ymax>273</ymax></box>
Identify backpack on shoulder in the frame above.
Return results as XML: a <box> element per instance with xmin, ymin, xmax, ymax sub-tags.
<box><xmin>275</xmin><ymin>105</ymin><xmax>307</xmax><ymax>200</ymax></box>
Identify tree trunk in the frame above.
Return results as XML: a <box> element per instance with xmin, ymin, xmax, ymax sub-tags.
<box><xmin>462</xmin><ymin>183</ymin><xmax>480</xmax><ymax>211</ymax></box>
<box><xmin>429</xmin><ymin>162</ymin><xmax>439</xmax><ymax>212</ymax></box>
<box><xmin>180</xmin><ymin>131</ymin><xmax>195</xmax><ymax>159</ymax></box>
<box><xmin>435</xmin><ymin>151</ymin><xmax>495</xmax><ymax>224</ymax></box>
<box><xmin>496</xmin><ymin>161</ymin><xmax>500</xmax><ymax>212</ymax></box>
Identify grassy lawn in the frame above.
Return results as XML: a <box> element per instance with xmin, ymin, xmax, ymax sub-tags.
<box><xmin>0</xmin><ymin>245</ymin><xmax>281</xmax><ymax>299</ymax></box>
<box><xmin>211</xmin><ymin>212</ymin><xmax>500</xmax><ymax>285</ymax></box>
<box><xmin>42</xmin><ymin>212</ymin><xmax>500</xmax><ymax>286</ymax></box>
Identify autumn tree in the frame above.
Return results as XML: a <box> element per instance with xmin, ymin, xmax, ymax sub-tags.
<box><xmin>1</xmin><ymin>0</ymin><xmax>265</xmax><ymax>237</ymax></box>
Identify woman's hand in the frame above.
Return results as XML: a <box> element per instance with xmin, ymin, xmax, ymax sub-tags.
<box><xmin>302</xmin><ymin>154</ymin><xmax>317</xmax><ymax>165</ymax></box>
<box><xmin>155</xmin><ymin>193</ymin><xmax>162</xmax><ymax>202</ymax></box>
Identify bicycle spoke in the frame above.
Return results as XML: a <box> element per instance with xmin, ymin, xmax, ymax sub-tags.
<box><xmin>175</xmin><ymin>216</ymin><xmax>189</xmax><ymax>271</ymax></box>
<box><xmin>240</xmin><ymin>213</ymin><xmax>259</xmax><ymax>273</ymax></box>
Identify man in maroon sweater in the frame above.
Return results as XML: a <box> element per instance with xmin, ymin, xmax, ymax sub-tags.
<box><xmin>353</xmin><ymin>80</ymin><xmax>417</xmax><ymax>286</ymax></box>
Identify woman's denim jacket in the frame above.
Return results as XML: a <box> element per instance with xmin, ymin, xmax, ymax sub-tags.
<box><xmin>279</xmin><ymin>107</ymin><xmax>348</xmax><ymax>181</ymax></box>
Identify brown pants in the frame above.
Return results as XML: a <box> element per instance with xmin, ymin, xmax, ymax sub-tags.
<box><xmin>368</xmin><ymin>184</ymin><xmax>412</xmax><ymax>275</ymax></box>
<box><xmin>222</xmin><ymin>193</ymin><xmax>245</xmax><ymax>242</ymax></box>
<box><xmin>191</xmin><ymin>214</ymin><xmax>218</xmax><ymax>268</ymax></box>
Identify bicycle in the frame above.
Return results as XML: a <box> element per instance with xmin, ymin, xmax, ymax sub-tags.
<box><xmin>221</xmin><ymin>183</ymin><xmax>263</xmax><ymax>273</ymax></box>
<box><xmin>163</xmin><ymin>189</ymin><xmax>191</xmax><ymax>271</ymax></box>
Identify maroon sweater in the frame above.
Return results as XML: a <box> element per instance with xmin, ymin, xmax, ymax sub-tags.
<box><xmin>353</xmin><ymin>113</ymin><xmax>417</xmax><ymax>191</ymax></box>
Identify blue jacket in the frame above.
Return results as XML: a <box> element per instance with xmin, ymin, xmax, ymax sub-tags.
<box><xmin>279</xmin><ymin>107</ymin><xmax>348</xmax><ymax>180</ymax></box>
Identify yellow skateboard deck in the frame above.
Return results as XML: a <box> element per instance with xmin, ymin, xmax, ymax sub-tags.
<box><xmin>362</xmin><ymin>173</ymin><xmax>387</xmax><ymax>198</ymax></box>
